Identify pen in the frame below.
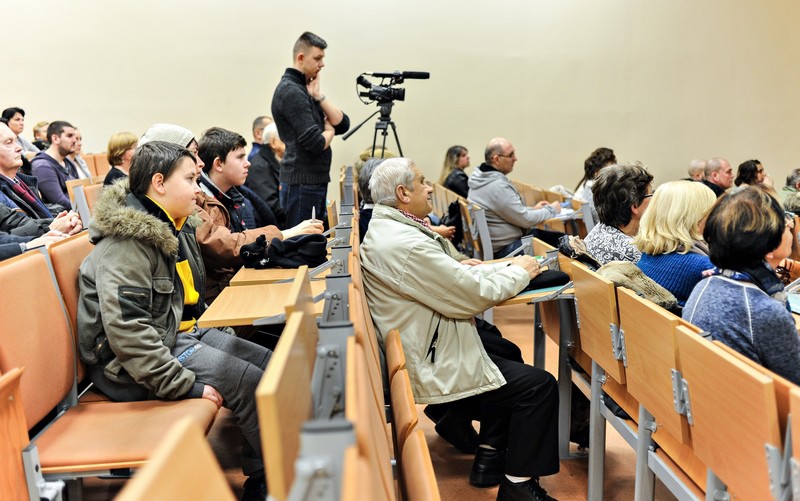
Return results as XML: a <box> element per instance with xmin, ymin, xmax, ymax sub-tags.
<box><xmin>311</xmin><ymin>206</ymin><xmax>316</xmax><ymax>221</ymax></box>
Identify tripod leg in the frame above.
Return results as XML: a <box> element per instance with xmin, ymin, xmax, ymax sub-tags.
<box><xmin>389</xmin><ymin>121</ymin><xmax>403</xmax><ymax>157</ymax></box>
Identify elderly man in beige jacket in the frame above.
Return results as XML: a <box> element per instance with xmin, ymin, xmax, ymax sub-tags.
<box><xmin>360</xmin><ymin>157</ymin><xmax>559</xmax><ymax>501</ymax></box>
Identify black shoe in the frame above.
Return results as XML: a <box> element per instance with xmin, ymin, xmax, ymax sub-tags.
<box><xmin>497</xmin><ymin>477</ymin><xmax>557</xmax><ymax>501</ymax></box>
<box><xmin>434</xmin><ymin>410</ymin><xmax>479</xmax><ymax>454</ymax></box>
<box><xmin>241</xmin><ymin>476</ymin><xmax>267</xmax><ymax>501</ymax></box>
<box><xmin>469</xmin><ymin>448</ymin><xmax>506</xmax><ymax>487</ymax></box>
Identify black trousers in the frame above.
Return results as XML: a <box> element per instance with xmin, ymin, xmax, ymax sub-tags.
<box><xmin>426</xmin><ymin>321</ymin><xmax>560</xmax><ymax>477</ymax></box>
<box><xmin>470</xmin><ymin>354</ymin><xmax>560</xmax><ymax>477</ymax></box>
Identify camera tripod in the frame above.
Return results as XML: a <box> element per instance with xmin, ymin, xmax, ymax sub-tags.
<box><xmin>343</xmin><ymin>101</ymin><xmax>404</xmax><ymax>157</ymax></box>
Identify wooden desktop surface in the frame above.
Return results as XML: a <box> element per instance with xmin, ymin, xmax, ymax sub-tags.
<box><xmin>498</xmin><ymin>287</ymin><xmax>574</xmax><ymax>307</ymax></box>
<box><xmin>230</xmin><ymin>266</ymin><xmax>330</xmax><ymax>286</ymax></box>
<box><xmin>198</xmin><ymin>280</ymin><xmax>327</xmax><ymax>328</ymax></box>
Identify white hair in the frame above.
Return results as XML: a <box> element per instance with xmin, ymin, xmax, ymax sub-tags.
<box><xmin>369</xmin><ymin>157</ymin><xmax>416</xmax><ymax>207</ymax></box>
<box><xmin>263</xmin><ymin>123</ymin><xmax>280</xmax><ymax>142</ymax></box>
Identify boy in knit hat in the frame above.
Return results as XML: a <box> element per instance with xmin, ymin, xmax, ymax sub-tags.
<box><xmin>138</xmin><ymin>123</ymin><xmax>322</xmax><ymax>302</ymax></box>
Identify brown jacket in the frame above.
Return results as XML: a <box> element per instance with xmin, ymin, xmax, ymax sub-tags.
<box><xmin>195</xmin><ymin>191</ymin><xmax>283</xmax><ymax>302</ymax></box>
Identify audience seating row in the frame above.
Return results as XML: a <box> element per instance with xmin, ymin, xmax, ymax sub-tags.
<box><xmin>0</xmin><ymin>239</ymin><xmax>219</xmax><ymax>501</ymax></box>
<box><xmin>79</xmin><ymin>153</ymin><xmax>111</xmax><ymax>178</ymax></box>
<box><xmin>556</xmin><ymin>250</ymin><xmax>799</xmax><ymax>500</ymax></box>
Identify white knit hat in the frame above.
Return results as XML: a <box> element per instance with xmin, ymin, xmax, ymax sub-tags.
<box><xmin>138</xmin><ymin>123</ymin><xmax>195</xmax><ymax>148</ymax></box>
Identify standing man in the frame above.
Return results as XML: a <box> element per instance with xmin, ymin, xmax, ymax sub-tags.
<box><xmin>701</xmin><ymin>157</ymin><xmax>733</xmax><ymax>197</ymax></box>
<box><xmin>248</xmin><ymin>115</ymin><xmax>273</xmax><ymax>162</ymax></box>
<box><xmin>30</xmin><ymin>120</ymin><xmax>79</xmax><ymax>211</ymax></box>
<box><xmin>271</xmin><ymin>31</ymin><xmax>350</xmax><ymax>228</ymax></box>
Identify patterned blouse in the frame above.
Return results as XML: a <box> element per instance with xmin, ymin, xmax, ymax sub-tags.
<box><xmin>583</xmin><ymin>222</ymin><xmax>641</xmax><ymax>265</ymax></box>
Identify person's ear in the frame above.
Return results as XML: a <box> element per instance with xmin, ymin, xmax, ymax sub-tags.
<box><xmin>396</xmin><ymin>184</ymin><xmax>409</xmax><ymax>204</ymax></box>
<box><xmin>213</xmin><ymin>156</ymin><xmax>224</xmax><ymax>172</ymax></box>
<box><xmin>151</xmin><ymin>172</ymin><xmax>166</xmax><ymax>195</ymax></box>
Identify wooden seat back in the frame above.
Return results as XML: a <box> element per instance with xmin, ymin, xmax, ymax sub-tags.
<box><xmin>571</xmin><ymin>261</ymin><xmax>625</xmax><ymax>384</ymax></box>
<box><xmin>115</xmin><ymin>417</ymin><xmax>235</xmax><ymax>501</ymax></box>
<box><xmin>712</xmin><ymin>339</ymin><xmax>795</xmax><ymax>438</ymax></box>
<box><xmin>674</xmin><ymin>325</ymin><xmax>782</xmax><ymax>499</ymax></box>
<box><xmin>256</xmin><ymin>311</ymin><xmax>314</xmax><ymax>501</ymax></box>
<box><xmin>84</xmin><ymin>183</ymin><xmax>103</xmax><ymax>214</ymax></box>
<box><xmin>66</xmin><ymin>178</ymin><xmax>91</xmax><ymax>205</ymax></box>
<box><xmin>401</xmin><ymin>429</ymin><xmax>441</xmax><ymax>501</ymax></box>
<box><xmin>790</xmin><ymin>388</ymin><xmax>800</xmax><ymax>480</ymax></box>
<box><xmin>79</xmin><ymin>154</ymin><xmax>96</xmax><ymax>176</ymax></box>
<box><xmin>389</xmin><ymin>368</ymin><xmax>418</xmax><ymax>458</ymax></box>
<box><xmin>432</xmin><ymin>183</ymin><xmax>448</xmax><ymax>216</ymax></box>
<box><xmin>617</xmin><ymin>287</ymin><xmax>690</xmax><ymax>443</ymax></box>
<box><xmin>281</xmin><ymin>266</ymin><xmax>318</xmax><ymax>371</ymax></box>
<box><xmin>0</xmin><ymin>252</ymin><xmax>75</xmax><ymax>428</ymax></box>
<box><xmin>345</xmin><ymin>338</ymin><xmax>396</xmax><ymax>500</ymax></box>
<box><xmin>384</xmin><ymin>329</ymin><xmax>405</xmax><ymax>383</ymax></box>
<box><xmin>327</xmin><ymin>199</ymin><xmax>338</xmax><ymax>230</ymax></box>
<box><xmin>350</xmin><ymin>282</ymin><xmax>385</xmax><ymax>411</ymax></box>
<box><xmin>0</xmin><ymin>368</ymin><xmax>28</xmax><ymax>501</ymax></box>
<box><xmin>543</xmin><ymin>189</ymin><xmax>565</xmax><ymax>203</ymax></box>
<box><xmin>92</xmin><ymin>153</ymin><xmax>110</xmax><ymax>177</ymax></box>
<box><xmin>47</xmin><ymin>232</ymin><xmax>94</xmax><ymax>382</ymax></box>
<box><xmin>459</xmin><ymin>199</ymin><xmax>493</xmax><ymax>261</ymax></box>
<box><xmin>341</xmin><ymin>444</ymin><xmax>382</xmax><ymax>500</ymax></box>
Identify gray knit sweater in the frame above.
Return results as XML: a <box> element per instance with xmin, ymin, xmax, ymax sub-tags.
<box><xmin>467</xmin><ymin>166</ymin><xmax>556</xmax><ymax>252</ymax></box>
<box><xmin>271</xmin><ymin>68</ymin><xmax>350</xmax><ymax>185</ymax></box>
<box><xmin>682</xmin><ymin>275</ymin><xmax>800</xmax><ymax>385</ymax></box>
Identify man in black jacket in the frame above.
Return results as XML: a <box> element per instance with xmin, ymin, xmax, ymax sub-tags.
<box><xmin>271</xmin><ymin>31</ymin><xmax>349</xmax><ymax>228</ymax></box>
<box><xmin>245</xmin><ymin>123</ymin><xmax>286</xmax><ymax>228</ymax></box>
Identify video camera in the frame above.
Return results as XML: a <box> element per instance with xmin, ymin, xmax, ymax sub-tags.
<box><xmin>356</xmin><ymin>71</ymin><xmax>430</xmax><ymax>104</ymax></box>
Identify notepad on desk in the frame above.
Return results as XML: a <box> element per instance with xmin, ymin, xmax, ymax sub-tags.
<box><xmin>788</xmin><ymin>293</ymin><xmax>800</xmax><ymax>315</ymax></box>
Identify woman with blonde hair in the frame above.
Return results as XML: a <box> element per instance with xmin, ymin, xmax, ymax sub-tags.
<box><xmin>634</xmin><ymin>180</ymin><xmax>716</xmax><ymax>305</ymax></box>
<box><xmin>438</xmin><ymin>145</ymin><xmax>470</xmax><ymax>198</ymax></box>
<box><xmin>103</xmin><ymin>131</ymin><xmax>139</xmax><ymax>186</ymax></box>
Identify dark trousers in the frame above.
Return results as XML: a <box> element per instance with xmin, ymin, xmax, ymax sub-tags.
<box><xmin>92</xmin><ymin>328</ymin><xmax>272</xmax><ymax>479</ymax></box>
<box><xmin>426</xmin><ymin>321</ymin><xmax>559</xmax><ymax>477</ymax></box>
<box><xmin>280</xmin><ymin>182</ymin><xmax>328</xmax><ymax>229</ymax></box>
<box><xmin>176</xmin><ymin>328</ymin><xmax>272</xmax><ymax>478</ymax></box>
<box><xmin>473</xmin><ymin>355</ymin><xmax>560</xmax><ymax>477</ymax></box>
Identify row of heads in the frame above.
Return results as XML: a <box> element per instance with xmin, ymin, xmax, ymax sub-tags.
<box><xmin>591</xmin><ymin>161</ymin><xmax>790</xmax><ymax>271</ymax></box>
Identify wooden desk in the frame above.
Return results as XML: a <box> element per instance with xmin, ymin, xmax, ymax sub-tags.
<box><xmin>230</xmin><ymin>267</ymin><xmax>330</xmax><ymax>286</ymax></box>
<box><xmin>197</xmin><ymin>280</ymin><xmax>327</xmax><ymax>328</ymax></box>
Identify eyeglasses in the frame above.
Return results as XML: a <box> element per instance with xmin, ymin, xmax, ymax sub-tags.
<box><xmin>785</xmin><ymin>211</ymin><xmax>796</xmax><ymax>230</ymax></box>
<box><xmin>643</xmin><ymin>193</ymin><xmax>654</xmax><ymax>199</ymax></box>
<box><xmin>496</xmin><ymin>151</ymin><xmax>516</xmax><ymax>159</ymax></box>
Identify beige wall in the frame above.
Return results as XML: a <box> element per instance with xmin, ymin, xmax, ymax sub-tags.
<box><xmin>6</xmin><ymin>0</ymin><xmax>800</xmax><ymax>199</ymax></box>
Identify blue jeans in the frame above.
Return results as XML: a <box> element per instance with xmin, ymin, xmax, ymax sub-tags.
<box><xmin>280</xmin><ymin>183</ymin><xmax>328</xmax><ymax>229</ymax></box>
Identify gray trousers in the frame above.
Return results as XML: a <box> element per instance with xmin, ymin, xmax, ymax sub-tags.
<box><xmin>173</xmin><ymin>327</ymin><xmax>272</xmax><ymax>478</ymax></box>
<box><xmin>89</xmin><ymin>327</ymin><xmax>272</xmax><ymax>478</ymax></box>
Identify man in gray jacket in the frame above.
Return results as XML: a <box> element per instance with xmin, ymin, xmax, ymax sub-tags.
<box><xmin>361</xmin><ymin>157</ymin><xmax>559</xmax><ymax>501</ymax></box>
<box><xmin>468</xmin><ymin>137</ymin><xmax>562</xmax><ymax>258</ymax></box>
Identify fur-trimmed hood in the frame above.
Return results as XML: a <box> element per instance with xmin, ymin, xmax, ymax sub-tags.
<box><xmin>89</xmin><ymin>180</ymin><xmax>200</xmax><ymax>256</ymax></box>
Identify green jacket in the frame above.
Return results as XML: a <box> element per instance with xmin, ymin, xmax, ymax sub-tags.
<box><xmin>77</xmin><ymin>181</ymin><xmax>206</xmax><ymax>400</ymax></box>
<box><xmin>360</xmin><ymin>204</ymin><xmax>530</xmax><ymax>404</ymax></box>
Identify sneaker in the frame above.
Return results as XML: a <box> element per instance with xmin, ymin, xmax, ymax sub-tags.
<box><xmin>496</xmin><ymin>477</ymin><xmax>557</xmax><ymax>501</ymax></box>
